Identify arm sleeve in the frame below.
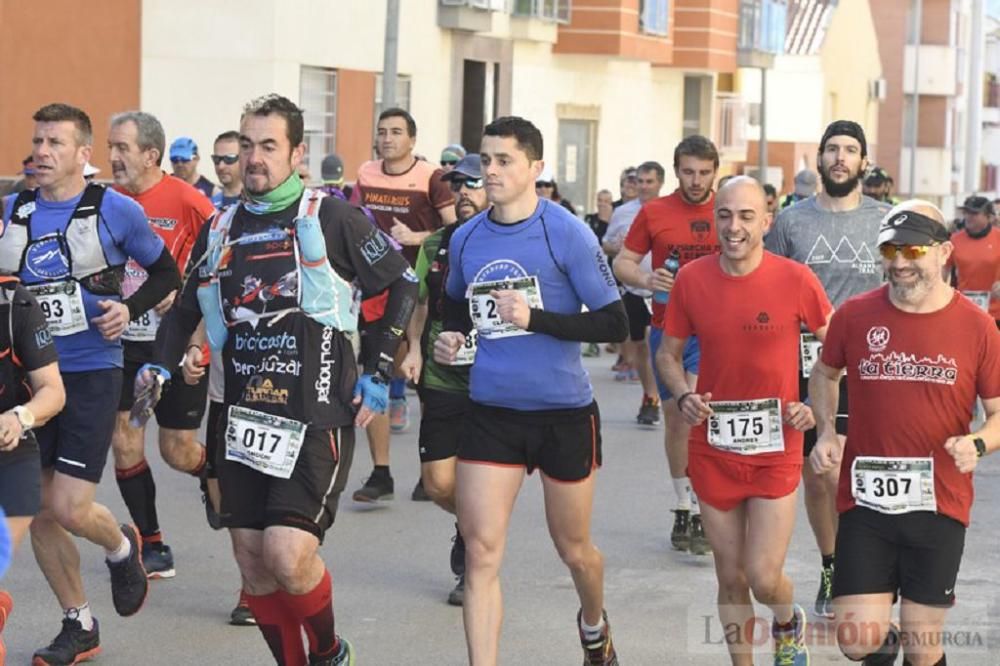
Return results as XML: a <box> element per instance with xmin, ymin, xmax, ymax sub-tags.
<box><xmin>321</xmin><ymin>198</ymin><xmax>411</xmax><ymax>296</ymax></box>
<box><xmin>819</xmin><ymin>307</ymin><xmax>848</xmax><ymax>370</ymax></box>
<box><xmin>153</xmin><ymin>224</ymin><xmax>208</xmax><ymax>370</ymax></box>
<box><xmin>414</xmin><ymin>240</ymin><xmax>431</xmax><ymax>302</ymax></box>
<box><xmin>798</xmin><ymin>267</ymin><xmax>834</xmax><ymax>333</ymax></box>
<box><xmin>622</xmin><ymin>206</ymin><xmax>653</xmax><ymax>255</ymax></box>
<box><xmin>11</xmin><ymin>288</ymin><xmax>58</xmax><ymax>371</ymax></box>
<box><xmin>527</xmin><ymin>299</ymin><xmax>627</xmax><ymax>342</ymax></box>
<box><xmin>563</xmin><ymin>220</ymin><xmax>621</xmax><ymax>311</ymax></box>
<box><xmin>122</xmin><ymin>247</ymin><xmax>182</xmax><ymax>321</ymax></box>
<box><xmin>764</xmin><ymin>210</ymin><xmax>790</xmax><ymax>256</ymax></box>
<box><xmin>429</xmin><ymin>168</ymin><xmax>456</xmax><ymax>211</ymax></box>
<box><xmin>361</xmin><ymin>275</ymin><xmax>418</xmax><ymax>375</ymax></box>
<box><xmin>662</xmin><ymin>271</ymin><xmax>693</xmax><ymax>338</ymax></box>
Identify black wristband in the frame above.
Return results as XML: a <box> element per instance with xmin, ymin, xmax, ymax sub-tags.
<box><xmin>676</xmin><ymin>392</ymin><xmax>695</xmax><ymax>410</ymax></box>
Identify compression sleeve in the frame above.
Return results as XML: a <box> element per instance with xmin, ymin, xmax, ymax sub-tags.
<box><xmin>123</xmin><ymin>247</ymin><xmax>182</xmax><ymax>321</ymax></box>
<box><xmin>152</xmin><ymin>225</ymin><xmax>208</xmax><ymax>370</ymax></box>
<box><xmin>526</xmin><ymin>299</ymin><xmax>628</xmax><ymax>343</ymax></box>
<box><xmin>442</xmin><ymin>293</ymin><xmax>472</xmax><ymax>334</ymax></box>
<box><xmin>362</xmin><ymin>273</ymin><xmax>418</xmax><ymax>377</ymax></box>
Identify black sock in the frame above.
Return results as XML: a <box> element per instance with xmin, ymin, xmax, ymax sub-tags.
<box><xmin>822</xmin><ymin>553</ymin><xmax>835</xmax><ymax>569</ymax></box>
<box><xmin>115</xmin><ymin>460</ymin><xmax>160</xmax><ymax>539</ymax></box>
<box><xmin>863</xmin><ymin>624</ymin><xmax>900</xmax><ymax>665</ymax></box>
<box><xmin>902</xmin><ymin>655</ymin><xmax>945</xmax><ymax>666</ymax></box>
<box><xmin>372</xmin><ymin>465</ymin><xmax>391</xmax><ymax>479</ymax></box>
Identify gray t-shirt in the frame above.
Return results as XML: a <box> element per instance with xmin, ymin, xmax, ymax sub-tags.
<box><xmin>765</xmin><ymin>195</ymin><xmax>892</xmax><ymax>307</ymax></box>
<box><xmin>606</xmin><ymin>199</ymin><xmax>652</xmax><ymax>297</ymax></box>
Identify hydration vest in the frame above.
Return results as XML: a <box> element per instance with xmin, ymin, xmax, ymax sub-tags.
<box><xmin>0</xmin><ymin>276</ymin><xmax>33</xmax><ymax>411</ymax></box>
<box><xmin>195</xmin><ymin>188</ymin><xmax>359</xmax><ymax>351</ymax></box>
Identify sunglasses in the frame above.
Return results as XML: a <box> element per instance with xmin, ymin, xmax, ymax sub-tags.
<box><xmin>441</xmin><ymin>160</ymin><xmax>458</xmax><ymax>167</ymax></box>
<box><xmin>211</xmin><ymin>154</ymin><xmax>238</xmax><ymax>165</ymax></box>
<box><xmin>449</xmin><ymin>177</ymin><xmax>484</xmax><ymax>192</ymax></box>
<box><xmin>535</xmin><ymin>181</ymin><xmax>554</xmax><ymax>188</ymax></box>
<box><xmin>170</xmin><ymin>156</ymin><xmax>192</xmax><ymax>164</ymax></box>
<box><xmin>878</xmin><ymin>244</ymin><xmax>938</xmax><ymax>260</ymax></box>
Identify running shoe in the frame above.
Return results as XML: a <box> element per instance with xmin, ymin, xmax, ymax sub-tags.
<box><xmin>410</xmin><ymin>478</ymin><xmax>431</xmax><ymax>502</ymax></box>
<box><xmin>577</xmin><ymin>609</ymin><xmax>619</xmax><ymax>666</ymax></box>
<box><xmin>772</xmin><ymin>604</ymin><xmax>808</xmax><ymax>666</ymax></box>
<box><xmin>0</xmin><ymin>590</ymin><xmax>11</xmax><ymax>666</ymax></box>
<box><xmin>450</xmin><ymin>524</ymin><xmax>466</xmax><ymax>577</ymax></box>
<box><xmin>814</xmin><ymin>563</ymin><xmax>834</xmax><ymax>619</ymax></box>
<box><xmin>106</xmin><ymin>524</ymin><xmax>147</xmax><ymax>617</ymax></box>
<box><xmin>626</xmin><ymin>368</ymin><xmax>639</xmax><ymax>382</ymax></box>
<box><xmin>636</xmin><ymin>397</ymin><xmax>661</xmax><ymax>426</ymax></box>
<box><xmin>142</xmin><ymin>542</ymin><xmax>176</xmax><ymax>580</ymax></box>
<box><xmin>689</xmin><ymin>515</ymin><xmax>712</xmax><ymax>556</ymax></box>
<box><xmin>582</xmin><ymin>342</ymin><xmax>600</xmax><ymax>358</ymax></box>
<box><xmin>670</xmin><ymin>509</ymin><xmax>691</xmax><ymax>551</ymax></box>
<box><xmin>309</xmin><ymin>636</ymin><xmax>354</xmax><ymax>665</ymax></box>
<box><xmin>611</xmin><ymin>355</ymin><xmax>627</xmax><ymax>372</ymax></box>
<box><xmin>32</xmin><ymin>618</ymin><xmax>101</xmax><ymax>666</ymax></box>
<box><xmin>389</xmin><ymin>397</ymin><xmax>409</xmax><ymax>432</ymax></box>
<box><xmin>613</xmin><ymin>363</ymin><xmax>632</xmax><ymax>382</ymax></box>
<box><xmin>447</xmin><ymin>575</ymin><xmax>465</xmax><ymax>607</ymax></box>
<box><xmin>352</xmin><ymin>473</ymin><xmax>394</xmax><ymax>502</ymax></box>
<box><xmin>230</xmin><ymin>591</ymin><xmax>257</xmax><ymax>626</ymax></box>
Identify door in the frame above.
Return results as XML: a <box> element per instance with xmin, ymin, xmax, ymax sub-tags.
<box><xmin>556</xmin><ymin>119</ymin><xmax>595</xmax><ymax>216</ymax></box>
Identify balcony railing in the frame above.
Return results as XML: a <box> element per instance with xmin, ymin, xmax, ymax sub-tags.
<box><xmin>512</xmin><ymin>0</ymin><xmax>570</xmax><ymax>23</ymax></box>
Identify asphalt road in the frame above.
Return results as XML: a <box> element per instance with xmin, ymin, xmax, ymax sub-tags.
<box><xmin>4</xmin><ymin>354</ymin><xmax>999</xmax><ymax>664</ymax></box>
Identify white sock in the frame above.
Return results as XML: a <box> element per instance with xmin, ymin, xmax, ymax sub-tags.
<box><xmin>672</xmin><ymin>477</ymin><xmax>692</xmax><ymax>511</ymax></box>
<box><xmin>65</xmin><ymin>602</ymin><xmax>94</xmax><ymax>631</ymax></box>
<box><xmin>580</xmin><ymin>614</ymin><xmax>606</xmax><ymax>640</ymax></box>
<box><xmin>105</xmin><ymin>534</ymin><xmax>131</xmax><ymax>563</ymax></box>
<box><xmin>690</xmin><ymin>489</ymin><xmax>701</xmax><ymax>516</ymax></box>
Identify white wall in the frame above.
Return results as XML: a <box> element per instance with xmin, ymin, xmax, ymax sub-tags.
<box><xmin>741</xmin><ymin>55</ymin><xmax>825</xmax><ymax>145</ymax></box>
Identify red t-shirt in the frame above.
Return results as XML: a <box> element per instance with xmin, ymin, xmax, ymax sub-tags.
<box><xmin>664</xmin><ymin>252</ymin><xmax>832</xmax><ymax>465</ymax></box>
<box><xmin>821</xmin><ymin>286</ymin><xmax>1000</xmax><ymax>526</ymax></box>
<box><xmin>948</xmin><ymin>227</ymin><xmax>1000</xmax><ymax>319</ymax></box>
<box><xmin>623</xmin><ymin>190</ymin><xmax>718</xmax><ymax>327</ymax></box>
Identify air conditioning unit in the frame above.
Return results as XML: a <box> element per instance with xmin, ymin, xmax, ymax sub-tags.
<box><xmin>869</xmin><ymin>78</ymin><xmax>888</xmax><ymax>101</ymax></box>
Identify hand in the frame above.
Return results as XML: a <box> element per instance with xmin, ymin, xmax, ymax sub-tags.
<box><xmin>399</xmin><ymin>348</ymin><xmax>422</xmax><ymax>383</ymax></box>
<box><xmin>130</xmin><ymin>364</ymin><xmax>168</xmax><ymax>428</ymax></box>
<box><xmin>0</xmin><ymin>412</ymin><xmax>23</xmax><ymax>452</ymax></box>
<box><xmin>390</xmin><ymin>217</ymin><xmax>419</xmax><ymax>246</ymax></box>
<box><xmin>783</xmin><ymin>401</ymin><xmax>815</xmax><ymax>432</ymax></box>
<box><xmin>809</xmin><ymin>434</ymin><xmax>842</xmax><ymax>474</ymax></box>
<box><xmin>153</xmin><ymin>290</ymin><xmax>176</xmax><ymax>316</ymax></box>
<box><xmin>678</xmin><ymin>391</ymin><xmax>713</xmax><ymax>426</ymax></box>
<box><xmin>944</xmin><ymin>435</ymin><xmax>979</xmax><ymax>474</ymax></box>
<box><xmin>646</xmin><ymin>267</ymin><xmax>676</xmax><ymax>293</ymax></box>
<box><xmin>182</xmin><ymin>346</ymin><xmax>205</xmax><ymax>385</ymax></box>
<box><xmin>352</xmin><ymin>374</ymin><xmax>389</xmax><ymax>428</ymax></box>
<box><xmin>489</xmin><ymin>289</ymin><xmax>531</xmax><ymax>330</ymax></box>
<box><xmin>91</xmin><ymin>300</ymin><xmax>131</xmax><ymax>341</ymax></box>
<box><xmin>433</xmin><ymin>331</ymin><xmax>465</xmax><ymax>365</ymax></box>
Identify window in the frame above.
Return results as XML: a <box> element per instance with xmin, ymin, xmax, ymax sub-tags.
<box><xmin>300</xmin><ymin>66</ymin><xmax>337</xmax><ymax>184</ymax></box>
<box><xmin>640</xmin><ymin>0</ymin><xmax>669</xmax><ymax>36</ymax></box>
<box><xmin>738</xmin><ymin>0</ymin><xmax>786</xmax><ymax>54</ymax></box>
<box><xmin>512</xmin><ymin>0</ymin><xmax>571</xmax><ymax>23</ymax></box>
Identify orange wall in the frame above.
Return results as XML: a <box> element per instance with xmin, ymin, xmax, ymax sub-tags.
<box><xmin>555</xmin><ymin>0</ymin><xmax>674</xmax><ymax>65</ymax></box>
<box><xmin>0</xmin><ymin>0</ymin><xmax>141</xmax><ymax>176</ymax></box>
<box><xmin>672</xmin><ymin>0</ymin><xmax>739</xmax><ymax>72</ymax></box>
<box><xmin>746</xmin><ymin>141</ymin><xmax>819</xmax><ymax>196</ymax></box>
<box><xmin>335</xmin><ymin>69</ymin><xmax>376</xmax><ymax>181</ymax></box>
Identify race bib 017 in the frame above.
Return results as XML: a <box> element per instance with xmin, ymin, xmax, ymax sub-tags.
<box><xmin>224</xmin><ymin>406</ymin><xmax>307</xmax><ymax>479</ymax></box>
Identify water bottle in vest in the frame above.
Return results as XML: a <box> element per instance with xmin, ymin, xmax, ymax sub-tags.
<box><xmin>653</xmin><ymin>250</ymin><xmax>680</xmax><ymax>304</ymax></box>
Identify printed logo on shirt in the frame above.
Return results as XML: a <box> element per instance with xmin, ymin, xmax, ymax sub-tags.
<box><xmin>595</xmin><ymin>248</ymin><xmax>616</xmax><ymax>288</ymax></box>
<box><xmin>858</xmin><ymin>351</ymin><xmax>958</xmax><ymax>385</ymax></box>
<box><xmin>34</xmin><ymin>326</ymin><xmax>53</xmax><ymax>349</ymax></box>
<box><xmin>804</xmin><ymin>235</ymin><xmax>878</xmax><ymax>275</ymax></box>
<box><xmin>24</xmin><ymin>237</ymin><xmax>70</xmax><ymax>280</ymax></box>
<box><xmin>866</xmin><ymin>326</ymin><xmax>890</xmax><ymax>352</ymax></box>
<box><xmin>231</xmin><ymin>354</ymin><xmax>303</xmax><ymax>378</ymax></box>
<box><xmin>359</xmin><ymin>231</ymin><xmax>389</xmax><ymax>265</ymax></box>
<box><xmin>243</xmin><ymin>376</ymin><xmax>289</xmax><ymax>405</ymax></box>
<box><xmin>15</xmin><ymin>201</ymin><xmax>36</xmax><ymax>220</ymax></box>
<box><xmin>690</xmin><ymin>220</ymin><xmax>712</xmax><ymax>243</ymax></box>
<box><xmin>149</xmin><ymin>217</ymin><xmax>177</xmax><ymax>230</ymax></box>
<box><xmin>233</xmin><ymin>331</ymin><xmax>298</xmax><ymax>353</ymax></box>
<box><xmin>472</xmin><ymin>259</ymin><xmax>530</xmax><ymax>284</ymax></box>
<box><xmin>315</xmin><ymin>325</ymin><xmax>335</xmax><ymax>404</ymax></box>
<box><xmin>743</xmin><ymin>310</ymin><xmax>781</xmax><ymax>333</ymax></box>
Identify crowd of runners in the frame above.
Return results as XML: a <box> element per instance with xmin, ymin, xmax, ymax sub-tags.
<box><xmin>0</xmin><ymin>95</ymin><xmax>997</xmax><ymax>666</ymax></box>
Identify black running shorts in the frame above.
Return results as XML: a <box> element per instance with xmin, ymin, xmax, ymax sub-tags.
<box><xmin>417</xmin><ymin>387</ymin><xmax>471</xmax><ymax>463</ymax></box>
<box><xmin>800</xmin><ymin>374</ymin><xmax>849</xmax><ymax>457</ymax></box>
<box><xmin>37</xmin><ymin>369</ymin><xmax>122</xmax><ymax>483</ymax></box>
<box><xmin>204</xmin><ymin>399</ymin><xmax>225</xmax><ymax>480</ymax></box>
<box><xmin>119</xmin><ymin>358</ymin><xmax>209</xmax><ymax>430</ymax></box>
<box><xmin>216</xmin><ymin>409</ymin><xmax>355</xmax><ymax>540</ymax></box>
<box><xmin>459</xmin><ymin>400</ymin><xmax>602</xmax><ymax>482</ymax></box>
<box><xmin>833</xmin><ymin>507</ymin><xmax>966</xmax><ymax>607</ymax></box>
<box><xmin>622</xmin><ymin>292</ymin><xmax>651</xmax><ymax>342</ymax></box>
<box><xmin>0</xmin><ymin>444</ymin><xmax>41</xmax><ymax>516</ymax></box>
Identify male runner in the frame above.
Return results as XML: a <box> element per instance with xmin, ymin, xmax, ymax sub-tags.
<box><xmin>2</xmin><ymin>103</ymin><xmax>179</xmax><ymax>664</ymax></box>
<box><xmin>614</xmin><ymin>135</ymin><xmax>720</xmax><ymax>555</ymax></box>
<box><xmin>107</xmin><ymin>110</ymin><xmax>216</xmax><ymax>579</ymax></box>
<box><xmin>949</xmin><ymin>195</ymin><xmax>1000</xmax><ymax>320</ymax></box>
<box><xmin>810</xmin><ymin>200</ymin><xmax>1000</xmax><ymax>666</ymax></box>
<box><xmin>145</xmin><ymin>93</ymin><xmax>415</xmax><ymax>665</ymax></box>
<box><xmin>435</xmin><ymin>116</ymin><xmax>626</xmax><ymax>666</ymax></box>
<box><xmin>659</xmin><ymin>176</ymin><xmax>831</xmax><ymax>666</ymax></box>
<box><xmin>399</xmin><ymin>153</ymin><xmax>487</xmax><ymax>606</ymax></box>
<box><xmin>210</xmin><ymin>130</ymin><xmax>244</xmax><ymax>208</ymax></box>
<box><xmin>765</xmin><ymin>120</ymin><xmax>891</xmax><ymax>617</ymax></box>
<box><xmin>169</xmin><ymin>137</ymin><xmax>217</xmax><ymax>199</ymax></box>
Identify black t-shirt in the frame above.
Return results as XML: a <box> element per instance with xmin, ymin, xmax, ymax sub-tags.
<box><xmin>584</xmin><ymin>213</ymin><xmax>608</xmax><ymax>244</ymax></box>
<box><xmin>0</xmin><ymin>283</ymin><xmax>59</xmax><ymax>466</ymax></box>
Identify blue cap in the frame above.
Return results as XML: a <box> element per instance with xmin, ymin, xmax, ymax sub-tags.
<box><xmin>442</xmin><ymin>154</ymin><xmax>481</xmax><ymax>181</ymax></box>
<box><xmin>169</xmin><ymin>137</ymin><xmax>198</xmax><ymax>161</ymax></box>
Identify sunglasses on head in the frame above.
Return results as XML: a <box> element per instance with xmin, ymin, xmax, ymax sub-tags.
<box><xmin>449</xmin><ymin>177</ymin><xmax>483</xmax><ymax>192</ymax></box>
<box><xmin>441</xmin><ymin>159</ymin><xmax>458</xmax><ymax>167</ymax></box>
<box><xmin>879</xmin><ymin>243</ymin><xmax>938</xmax><ymax>260</ymax></box>
<box><xmin>170</xmin><ymin>156</ymin><xmax>192</xmax><ymax>164</ymax></box>
<box><xmin>211</xmin><ymin>154</ymin><xmax>238</xmax><ymax>165</ymax></box>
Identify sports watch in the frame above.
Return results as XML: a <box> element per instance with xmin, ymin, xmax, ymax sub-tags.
<box><xmin>974</xmin><ymin>437</ymin><xmax>987</xmax><ymax>458</ymax></box>
<box><xmin>11</xmin><ymin>405</ymin><xmax>35</xmax><ymax>431</ymax></box>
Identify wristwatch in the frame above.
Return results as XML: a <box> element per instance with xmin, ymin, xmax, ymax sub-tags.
<box><xmin>12</xmin><ymin>405</ymin><xmax>35</xmax><ymax>431</ymax></box>
<box><xmin>974</xmin><ymin>437</ymin><xmax>987</xmax><ymax>458</ymax></box>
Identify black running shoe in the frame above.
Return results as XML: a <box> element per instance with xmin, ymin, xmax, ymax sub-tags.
<box><xmin>578</xmin><ymin>609</ymin><xmax>619</xmax><ymax>666</ymax></box>
<box><xmin>411</xmin><ymin>478</ymin><xmax>431</xmax><ymax>502</ymax></box>
<box><xmin>814</xmin><ymin>563</ymin><xmax>834</xmax><ymax>619</ymax></box>
<box><xmin>636</xmin><ymin>397</ymin><xmax>661</xmax><ymax>426</ymax></box>
<box><xmin>689</xmin><ymin>514</ymin><xmax>712</xmax><ymax>556</ymax></box>
<box><xmin>450</xmin><ymin>524</ymin><xmax>466</xmax><ymax>576</ymax></box>
<box><xmin>142</xmin><ymin>542</ymin><xmax>175</xmax><ymax>580</ymax></box>
<box><xmin>447</xmin><ymin>575</ymin><xmax>465</xmax><ymax>607</ymax></box>
<box><xmin>32</xmin><ymin>618</ymin><xmax>101</xmax><ymax>666</ymax></box>
<box><xmin>106</xmin><ymin>524</ymin><xmax>148</xmax><ymax>617</ymax></box>
<box><xmin>230</xmin><ymin>590</ymin><xmax>257</xmax><ymax>626</ymax></box>
<box><xmin>352</xmin><ymin>473</ymin><xmax>394</xmax><ymax>502</ymax></box>
<box><xmin>671</xmin><ymin>509</ymin><xmax>691</xmax><ymax>551</ymax></box>
<box><xmin>308</xmin><ymin>636</ymin><xmax>354</xmax><ymax>665</ymax></box>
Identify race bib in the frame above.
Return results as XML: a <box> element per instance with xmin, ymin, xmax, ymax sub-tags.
<box><xmin>26</xmin><ymin>280</ymin><xmax>88</xmax><ymax>336</ymax></box>
<box><xmin>451</xmin><ymin>328</ymin><xmax>478</xmax><ymax>366</ymax></box>
<box><xmin>799</xmin><ymin>332</ymin><xmax>823</xmax><ymax>379</ymax></box>
<box><xmin>851</xmin><ymin>456</ymin><xmax>936</xmax><ymax>515</ymax></box>
<box><xmin>962</xmin><ymin>291</ymin><xmax>990</xmax><ymax>312</ymax></box>
<box><xmin>122</xmin><ymin>309</ymin><xmax>160</xmax><ymax>342</ymax></box>
<box><xmin>224</xmin><ymin>406</ymin><xmax>307</xmax><ymax>479</ymax></box>
<box><xmin>468</xmin><ymin>276</ymin><xmax>543</xmax><ymax>339</ymax></box>
<box><xmin>707</xmin><ymin>398</ymin><xmax>785</xmax><ymax>455</ymax></box>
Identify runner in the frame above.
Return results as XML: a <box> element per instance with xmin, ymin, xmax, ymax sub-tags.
<box><xmin>948</xmin><ymin>195</ymin><xmax>1000</xmax><ymax>322</ymax></box>
<box><xmin>107</xmin><ymin>110</ymin><xmax>216</xmax><ymax>581</ymax></box>
<box><xmin>659</xmin><ymin>176</ymin><xmax>831</xmax><ymax>665</ymax></box>
<box><xmin>765</xmin><ymin>119</ymin><xmax>891</xmax><ymax>618</ymax></box>
<box><xmin>143</xmin><ymin>93</ymin><xmax>415</xmax><ymax>665</ymax></box>
<box><xmin>169</xmin><ymin>136</ymin><xmax>217</xmax><ymax>199</ymax></box>
<box><xmin>613</xmin><ymin>135</ymin><xmax>721</xmax><ymax>555</ymax></box>
<box><xmin>210</xmin><ymin>130</ymin><xmax>243</xmax><ymax>208</ymax></box>
<box><xmin>435</xmin><ymin>115</ymin><xmax>626</xmax><ymax>665</ymax></box>
<box><xmin>0</xmin><ymin>278</ymin><xmax>65</xmax><ymax>664</ymax></box>
<box><xmin>810</xmin><ymin>199</ymin><xmax>1000</xmax><ymax>666</ymax></box>
<box><xmin>2</xmin><ymin>103</ymin><xmax>179</xmax><ymax>664</ymax></box>
<box><xmin>398</xmin><ymin>153</ymin><xmax>487</xmax><ymax>606</ymax></box>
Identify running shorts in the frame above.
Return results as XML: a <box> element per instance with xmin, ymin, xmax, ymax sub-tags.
<box><xmin>688</xmin><ymin>452</ymin><xmax>801</xmax><ymax>511</ymax></box>
<box><xmin>417</xmin><ymin>387</ymin><xmax>471</xmax><ymax>463</ymax></box>
<box><xmin>648</xmin><ymin>328</ymin><xmax>700</xmax><ymax>400</ymax></box>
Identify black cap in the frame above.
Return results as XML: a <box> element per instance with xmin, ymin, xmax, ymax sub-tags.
<box><xmin>877</xmin><ymin>210</ymin><xmax>951</xmax><ymax>246</ymax></box>
<box><xmin>441</xmin><ymin>154</ymin><xmax>481</xmax><ymax>181</ymax></box>
<box><xmin>820</xmin><ymin>120</ymin><xmax>867</xmax><ymax>158</ymax></box>
<box><xmin>864</xmin><ymin>166</ymin><xmax>889</xmax><ymax>185</ymax></box>
<box><xmin>959</xmin><ymin>195</ymin><xmax>994</xmax><ymax>215</ymax></box>
<box><xmin>321</xmin><ymin>154</ymin><xmax>344</xmax><ymax>184</ymax></box>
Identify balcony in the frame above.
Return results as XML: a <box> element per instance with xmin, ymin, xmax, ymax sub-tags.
<box><xmin>737</xmin><ymin>0</ymin><xmax>787</xmax><ymax>68</ymax></box>
<box><xmin>438</xmin><ymin>0</ymin><xmax>502</xmax><ymax>32</ymax></box>
<box><xmin>902</xmin><ymin>45</ymin><xmax>956</xmax><ymax>96</ymax></box>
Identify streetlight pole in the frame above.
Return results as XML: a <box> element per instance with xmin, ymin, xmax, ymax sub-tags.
<box><xmin>381</xmin><ymin>0</ymin><xmax>400</xmax><ymax>109</ymax></box>
<box><xmin>908</xmin><ymin>0</ymin><xmax>923</xmax><ymax>197</ymax></box>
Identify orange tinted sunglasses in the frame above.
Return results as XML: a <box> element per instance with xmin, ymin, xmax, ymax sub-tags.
<box><xmin>878</xmin><ymin>244</ymin><xmax>938</xmax><ymax>260</ymax></box>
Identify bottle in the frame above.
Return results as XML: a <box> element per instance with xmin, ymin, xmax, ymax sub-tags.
<box><xmin>653</xmin><ymin>250</ymin><xmax>681</xmax><ymax>304</ymax></box>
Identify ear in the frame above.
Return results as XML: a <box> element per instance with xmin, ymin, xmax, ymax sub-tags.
<box><xmin>290</xmin><ymin>142</ymin><xmax>306</xmax><ymax>169</ymax></box>
<box><xmin>78</xmin><ymin>143</ymin><xmax>93</xmax><ymax>167</ymax></box>
<box><xmin>531</xmin><ymin>159</ymin><xmax>544</xmax><ymax>181</ymax></box>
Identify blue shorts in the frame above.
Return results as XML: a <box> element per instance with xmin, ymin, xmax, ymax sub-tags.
<box><xmin>649</xmin><ymin>328</ymin><xmax>700</xmax><ymax>400</ymax></box>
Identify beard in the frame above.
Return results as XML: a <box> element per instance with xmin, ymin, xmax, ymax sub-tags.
<box><xmin>887</xmin><ymin>267</ymin><xmax>933</xmax><ymax>304</ymax></box>
<box><xmin>819</xmin><ymin>162</ymin><xmax>862</xmax><ymax>198</ymax></box>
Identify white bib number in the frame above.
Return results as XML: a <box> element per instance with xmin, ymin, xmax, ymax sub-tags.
<box><xmin>468</xmin><ymin>276</ymin><xmax>543</xmax><ymax>340</ymax></box>
<box><xmin>26</xmin><ymin>281</ymin><xmax>88</xmax><ymax>336</ymax></box>
<box><xmin>224</xmin><ymin>406</ymin><xmax>307</xmax><ymax>479</ymax></box>
<box><xmin>122</xmin><ymin>309</ymin><xmax>160</xmax><ymax>342</ymax></box>
<box><xmin>799</xmin><ymin>332</ymin><xmax>823</xmax><ymax>379</ymax></box>
<box><xmin>962</xmin><ymin>291</ymin><xmax>990</xmax><ymax>312</ymax></box>
<box><xmin>451</xmin><ymin>328</ymin><xmax>478</xmax><ymax>366</ymax></box>
<box><xmin>707</xmin><ymin>398</ymin><xmax>785</xmax><ymax>455</ymax></box>
<box><xmin>851</xmin><ymin>456</ymin><xmax>936</xmax><ymax>514</ymax></box>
